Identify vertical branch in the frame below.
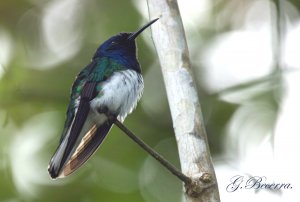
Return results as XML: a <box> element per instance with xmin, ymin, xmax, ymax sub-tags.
<box><xmin>271</xmin><ymin>0</ymin><xmax>285</xmax><ymax>146</ymax></box>
<box><xmin>146</xmin><ymin>0</ymin><xmax>220</xmax><ymax>201</ymax></box>
<box><xmin>273</xmin><ymin>0</ymin><xmax>284</xmax><ymax>71</ymax></box>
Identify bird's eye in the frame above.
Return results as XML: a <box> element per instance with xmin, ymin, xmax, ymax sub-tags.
<box><xmin>106</xmin><ymin>41</ymin><xmax>118</xmax><ymax>51</ymax></box>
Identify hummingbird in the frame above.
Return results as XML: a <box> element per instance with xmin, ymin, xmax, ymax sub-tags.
<box><xmin>48</xmin><ymin>18</ymin><xmax>159</xmax><ymax>179</ymax></box>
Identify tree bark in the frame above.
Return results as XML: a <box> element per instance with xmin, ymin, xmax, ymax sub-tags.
<box><xmin>146</xmin><ymin>0</ymin><xmax>220</xmax><ymax>201</ymax></box>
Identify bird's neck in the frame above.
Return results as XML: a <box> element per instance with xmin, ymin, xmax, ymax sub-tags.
<box><xmin>95</xmin><ymin>54</ymin><xmax>141</xmax><ymax>73</ymax></box>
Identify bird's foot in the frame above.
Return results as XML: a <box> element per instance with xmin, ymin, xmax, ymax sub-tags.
<box><xmin>97</xmin><ymin>106</ymin><xmax>109</xmax><ymax>114</ymax></box>
<box><xmin>97</xmin><ymin>106</ymin><xmax>116</xmax><ymax>123</ymax></box>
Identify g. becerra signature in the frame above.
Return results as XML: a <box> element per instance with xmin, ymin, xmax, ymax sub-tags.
<box><xmin>226</xmin><ymin>175</ymin><xmax>293</xmax><ymax>192</ymax></box>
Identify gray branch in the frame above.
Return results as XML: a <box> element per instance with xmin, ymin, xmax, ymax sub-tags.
<box><xmin>146</xmin><ymin>0</ymin><xmax>220</xmax><ymax>201</ymax></box>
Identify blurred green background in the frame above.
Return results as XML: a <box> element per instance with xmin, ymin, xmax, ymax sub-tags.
<box><xmin>1</xmin><ymin>0</ymin><xmax>300</xmax><ymax>201</ymax></box>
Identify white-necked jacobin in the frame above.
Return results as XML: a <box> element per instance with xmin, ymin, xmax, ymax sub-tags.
<box><xmin>48</xmin><ymin>18</ymin><xmax>159</xmax><ymax>179</ymax></box>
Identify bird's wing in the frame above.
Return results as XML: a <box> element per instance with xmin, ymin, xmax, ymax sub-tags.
<box><xmin>48</xmin><ymin>58</ymin><xmax>125</xmax><ymax>179</ymax></box>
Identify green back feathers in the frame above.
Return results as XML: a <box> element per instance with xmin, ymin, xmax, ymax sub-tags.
<box><xmin>89</xmin><ymin>57</ymin><xmax>125</xmax><ymax>82</ymax></box>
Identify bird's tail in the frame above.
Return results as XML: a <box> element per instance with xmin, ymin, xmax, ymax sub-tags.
<box><xmin>48</xmin><ymin>111</ymin><xmax>112</xmax><ymax>179</ymax></box>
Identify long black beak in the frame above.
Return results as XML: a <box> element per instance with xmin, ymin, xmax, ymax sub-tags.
<box><xmin>128</xmin><ymin>18</ymin><xmax>159</xmax><ymax>40</ymax></box>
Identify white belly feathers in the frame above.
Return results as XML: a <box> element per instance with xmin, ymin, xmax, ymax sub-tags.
<box><xmin>90</xmin><ymin>69</ymin><xmax>143</xmax><ymax>121</ymax></box>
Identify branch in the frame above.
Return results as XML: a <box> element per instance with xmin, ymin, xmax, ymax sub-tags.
<box><xmin>146</xmin><ymin>0</ymin><xmax>220</xmax><ymax>201</ymax></box>
<box><xmin>107</xmin><ymin>115</ymin><xmax>191</xmax><ymax>184</ymax></box>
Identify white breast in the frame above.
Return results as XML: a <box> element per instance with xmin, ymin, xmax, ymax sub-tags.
<box><xmin>90</xmin><ymin>69</ymin><xmax>144</xmax><ymax>121</ymax></box>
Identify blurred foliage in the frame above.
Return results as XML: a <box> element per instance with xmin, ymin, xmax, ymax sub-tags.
<box><xmin>0</xmin><ymin>0</ymin><xmax>298</xmax><ymax>202</ymax></box>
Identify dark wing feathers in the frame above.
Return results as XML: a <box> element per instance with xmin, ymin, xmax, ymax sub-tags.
<box><xmin>58</xmin><ymin>82</ymin><xmax>97</xmax><ymax>172</ymax></box>
<box><xmin>59</xmin><ymin>61</ymin><xmax>96</xmax><ymax>143</ymax></box>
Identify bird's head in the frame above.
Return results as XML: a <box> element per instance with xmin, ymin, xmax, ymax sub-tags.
<box><xmin>93</xmin><ymin>18</ymin><xmax>159</xmax><ymax>72</ymax></box>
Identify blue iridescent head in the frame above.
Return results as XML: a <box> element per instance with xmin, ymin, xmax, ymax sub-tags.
<box><xmin>93</xmin><ymin>18</ymin><xmax>159</xmax><ymax>72</ymax></box>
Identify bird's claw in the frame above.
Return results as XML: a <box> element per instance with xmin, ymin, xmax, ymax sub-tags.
<box><xmin>97</xmin><ymin>106</ymin><xmax>116</xmax><ymax>123</ymax></box>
